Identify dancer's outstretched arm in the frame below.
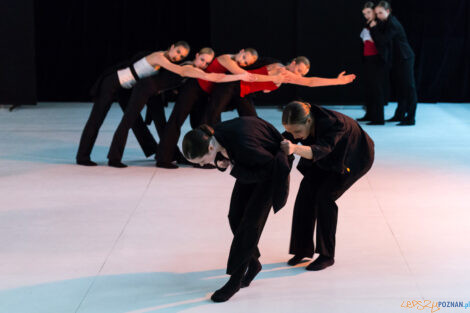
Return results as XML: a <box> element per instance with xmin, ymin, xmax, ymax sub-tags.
<box><xmin>282</xmin><ymin>70</ymin><xmax>356</xmax><ymax>87</ymax></box>
<box><xmin>145</xmin><ymin>51</ymin><xmax>254</xmax><ymax>82</ymax></box>
<box><xmin>180</xmin><ymin>65</ymin><xmax>256</xmax><ymax>82</ymax></box>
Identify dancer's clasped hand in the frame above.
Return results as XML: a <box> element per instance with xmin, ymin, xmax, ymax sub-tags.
<box><xmin>280</xmin><ymin>139</ymin><xmax>296</xmax><ymax>155</ymax></box>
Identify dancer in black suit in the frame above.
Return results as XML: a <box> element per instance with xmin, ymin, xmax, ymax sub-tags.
<box><xmin>370</xmin><ymin>1</ymin><xmax>418</xmax><ymax>125</ymax></box>
<box><xmin>182</xmin><ymin>117</ymin><xmax>292</xmax><ymax>302</ymax></box>
<box><xmin>281</xmin><ymin>101</ymin><xmax>374</xmax><ymax>270</ymax></box>
<box><xmin>357</xmin><ymin>1</ymin><xmax>388</xmax><ymax>125</ymax></box>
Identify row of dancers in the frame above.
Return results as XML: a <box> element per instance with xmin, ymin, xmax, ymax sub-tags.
<box><xmin>76</xmin><ymin>42</ymin><xmax>356</xmax><ymax>168</ymax></box>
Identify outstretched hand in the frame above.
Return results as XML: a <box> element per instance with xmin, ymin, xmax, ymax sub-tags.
<box><xmin>337</xmin><ymin>71</ymin><xmax>356</xmax><ymax>85</ymax></box>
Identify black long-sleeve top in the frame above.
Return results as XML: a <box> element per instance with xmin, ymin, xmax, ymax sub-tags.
<box><xmin>370</xmin><ymin>15</ymin><xmax>415</xmax><ymax>66</ymax></box>
<box><xmin>214</xmin><ymin>116</ymin><xmax>293</xmax><ymax>213</ymax></box>
<box><xmin>283</xmin><ymin>104</ymin><xmax>374</xmax><ymax>178</ymax></box>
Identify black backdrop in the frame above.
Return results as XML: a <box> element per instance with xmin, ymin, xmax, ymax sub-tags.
<box><xmin>31</xmin><ymin>0</ymin><xmax>470</xmax><ymax>104</ymax></box>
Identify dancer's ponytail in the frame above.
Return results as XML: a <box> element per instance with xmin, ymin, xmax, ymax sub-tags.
<box><xmin>282</xmin><ymin>101</ymin><xmax>312</xmax><ymax>125</ymax></box>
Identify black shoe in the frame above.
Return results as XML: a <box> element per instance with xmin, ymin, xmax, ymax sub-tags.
<box><xmin>397</xmin><ymin>120</ymin><xmax>415</xmax><ymax>126</ymax></box>
<box><xmin>108</xmin><ymin>160</ymin><xmax>128</xmax><ymax>168</ymax></box>
<box><xmin>177</xmin><ymin>157</ymin><xmax>192</xmax><ymax>166</ymax></box>
<box><xmin>193</xmin><ymin>163</ymin><xmax>216</xmax><ymax>169</ymax></box>
<box><xmin>366</xmin><ymin>121</ymin><xmax>385</xmax><ymax>125</ymax></box>
<box><xmin>287</xmin><ymin>255</ymin><xmax>308</xmax><ymax>266</ymax></box>
<box><xmin>386</xmin><ymin>116</ymin><xmax>402</xmax><ymax>122</ymax></box>
<box><xmin>356</xmin><ymin>115</ymin><xmax>370</xmax><ymax>122</ymax></box>
<box><xmin>156</xmin><ymin>161</ymin><xmax>179</xmax><ymax>169</ymax></box>
<box><xmin>241</xmin><ymin>259</ymin><xmax>262</xmax><ymax>288</ymax></box>
<box><xmin>76</xmin><ymin>159</ymin><xmax>97</xmax><ymax>166</ymax></box>
<box><xmin>211</xmin><ymin>277</ymin><xmax>242</xmax><ymax>302</ymax></box>
<box><xmin>306</xmin><ymin>255</ymin><xmax>335</xmax><ymax>271</ymax></box>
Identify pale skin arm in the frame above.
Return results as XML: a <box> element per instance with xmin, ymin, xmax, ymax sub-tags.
<box><xmin>280</xmin><ymin>139</ymin><xmax>313</xmax><ymax>159</ymax></box>
<box><xmin>145</xmin><ymin>51</ymin><xmax>188</xmax><ymax>75</ymax></box>
<box><xmin>180</xmin><ymin>66</ymin><xmax>256</xmax><ymax>82</ymax></box>
<box><xmin>282</xmin><ymin>71</ymin><xmax>356</xmax><ymax>87</ymax></box>
<box><xmin>217</xmin><ymin>54</ymin><xmax>248</xmax><ymax>74</ymax></box>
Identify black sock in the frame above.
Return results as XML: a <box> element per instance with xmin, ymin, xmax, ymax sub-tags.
<box><xmin>241</xmin><ymin>259</ymin><xmax>262</xmax><ymax>288</ymax></box>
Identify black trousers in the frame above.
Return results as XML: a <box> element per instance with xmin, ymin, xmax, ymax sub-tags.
<box><xmin>391</xmin><ymin>57</ymin><xmax>418</xmax><ymax>122</ymax></box>
<box><xmin>157</xmin><ymin>79</ymin><xmax>208</xmax><ymax>163</ymax></box>
<box><xmin>289</xmin><ymin>162</ymin><xmax>373</xmax><ymax>259</ymax></box>
<box><xmin>107</xmin><ymin>77</ymin><xmax>170</xmax><ymax>161</ymax></box>
<box><xmin>363</xmin><ymin>55</ymin><xmax>388</xmax><ymax>123</ymax></box>
<box><xmin>76</xmin><ymin>73</ymin><xmax>157</xmax><ymax>161</ymax></box>
<box><xmin>207</xmin><ymin>82</ymin><xmax>257</xmax><ymax>126</ymax></box>
<box><xmin>226</xmin><ymin>179</ymin><xmax>273</xmax><ymax>275</ymax></box>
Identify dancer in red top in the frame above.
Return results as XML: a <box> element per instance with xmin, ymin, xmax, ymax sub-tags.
<box><xmin>206</xmin><ymin>56</ymin><xmax>357</xmax><ymax>126</ymax></box>
<box><xmin>156</xmin><ymin>48</ymin><xmax>259</xmax><ymax>168</ymax></box>
<box><xmin>357</xmin><ymin>1</ymin><xmax>388</xmax><ymax>125</ymax></box>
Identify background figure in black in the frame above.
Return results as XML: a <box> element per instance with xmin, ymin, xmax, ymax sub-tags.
<box><xmin>76</xmin><ymin>41</ymin><xmax>190</xmax><ymax>166</ymax></box>
<box><xmin>281</xmin><ymin>101</ymin><xmax>374</xmax><ymax>271</ymax></box>
<box><xmin>182</xmin><ymin>117</ymin><xmax>292</xmax><ymax>302</ymax></box>
<box><xmin>156</xmin><ymin>49</ymin><xmax>259</xmax><ymax>169</ymax></box>
<box><xmin>106</xmin><ymin>47</ymin><xmax>232</xmax><ymax>167</ymax></box>
<box><xmin>371</xmin><ymin>1</ymin><xmax>418</xmax><ymax>125</ymax></box>
<box><xmin>358</xmin><ymin>2</ymin><xmax>388</xmax><ymax>125</ymax></box>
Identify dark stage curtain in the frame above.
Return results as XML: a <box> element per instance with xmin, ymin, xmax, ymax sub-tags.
<box><xmin>35</xmin><ymin>0</ymin><xmax>470</xmax><ymax>103</ymax></box>
<box><xmin>35</xmin><ymin>0</ymin><xmax>211</xmax><ymax>102</ymax></box>
<box><xmin>0</xmin><ymin>0</ymin><xmax>36</xmax><ymax>105</ymax></box>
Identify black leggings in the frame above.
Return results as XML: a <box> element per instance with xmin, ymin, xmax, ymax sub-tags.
<box><xmin>207</xmin><ymin>82</ymin><xmax>257</xmax><ymax>126</ymax></box>
<box><xmin>391</xmin><ymin>57</ymin><xmax>418</xmax><ymax>122</ymax></box>
<box><xmin>76</xmin><ymin>73</ymin><xmax>157</xmax><ymax>161</ymax></box>
<box><xmin>107</xmin><ymin>75</ymin><xmax>179</xmax><ymax>162</ymax></box>
<box><xmin>289</xmin><ymin>162</ymin><xmax>372</xmax><ymax>259</ymax></box>
<box><xmin>226</xmin><ymin>179</ymin><xmax>273</xmax><ymax>275</ymax></box>
<box><xmin>157</xmin><ymin>79</ymin><xmax>208</xmax><ymax>163</ymax></box>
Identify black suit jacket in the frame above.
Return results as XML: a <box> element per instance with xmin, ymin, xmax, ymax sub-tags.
<box><xmin>283</xmin><ymin>104</ymin><xmax>374</xmax><ymax>178</ymax></box>
<box><xmin>370</xmin><ymin>15</ymin><xmax>414</xmax><ymax>66</ymax></box>
<box><xmin>214</xmin><ymin>116</ymin><xmax>293</xmax><ymax>213</ymax></box>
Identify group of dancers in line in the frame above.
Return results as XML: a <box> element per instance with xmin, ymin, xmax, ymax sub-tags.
<box><xmin>73</xmin><ymin>4</ymin><xmax>391</xmax><ymax>303</ymax></box>
<box><xmin>359</xmin><ymin>0</ymin><xmax>418</xmax><ymax>125</ymax></box>
<box><xmin>76</xmin><ymin>41</ymin><xmax>356</xmax><ymax>168</ymax></box>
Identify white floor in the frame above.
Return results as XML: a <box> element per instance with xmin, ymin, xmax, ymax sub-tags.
<box><xmin>0</xmin><ymin>102</ymin><xmax>469</xmax><ymax>313</ymax></box>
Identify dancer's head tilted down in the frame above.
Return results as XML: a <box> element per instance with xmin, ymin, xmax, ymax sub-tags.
<box><xmin>233</xmin><ymin>48</ymin><xmax>259</xmax><ymax>67</ymax></box>
<box><xmin>282</xmin><ymin>100</ymin><xmax>315</xmax><ymax>140</ymax></box>
<box><xmin>165</xmin><ymin>41</ymin><xmax>190</xmax><ymax>62</ymax></box>
<box><xmin>192</xmin><ymin>47</ymin><xmax>215</xmax><ymax>69</ymax></box>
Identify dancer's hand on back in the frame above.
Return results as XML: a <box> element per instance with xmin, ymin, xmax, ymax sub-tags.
<box><xmin>337</xmin><ymin>71</ymin><xmax>356</xmax><ymax>85</ymax></box>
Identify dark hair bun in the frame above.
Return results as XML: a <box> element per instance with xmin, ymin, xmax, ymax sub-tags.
<box><xmin>198</xmin><ymin>124</ymin><xmax>214</xmax><ymax>137</ymax></box>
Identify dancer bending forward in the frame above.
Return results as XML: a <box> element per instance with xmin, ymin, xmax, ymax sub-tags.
<box><xmin>182</xmin><ymin>117</ymin><xmax>293</xmax><ymax>302</ymax></box>
<box><xmin>281</xmin><ymin>101</ymin><xmax>374</xmax><ymax>270</ymax></box>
